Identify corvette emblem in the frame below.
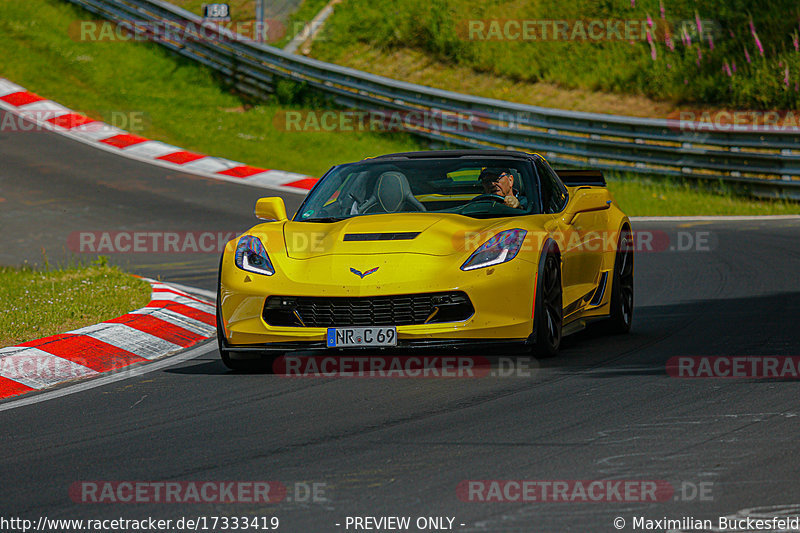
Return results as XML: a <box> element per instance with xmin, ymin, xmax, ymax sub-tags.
<box><xmin>350</xmin><ymin>267</ymin><xmax>379</xmax><ymax>278</ymax></box>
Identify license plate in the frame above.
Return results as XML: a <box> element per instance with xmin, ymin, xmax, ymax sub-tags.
<box><xmin>326</xmin><ymin>327</ymin><xmax>397</xmax><ymax>347</ymax></box>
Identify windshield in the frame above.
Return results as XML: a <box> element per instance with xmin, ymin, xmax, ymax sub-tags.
<box><xmin>295</xmin><ymin>158</ymin><xmax>540</xmax><ymax>221</ymax></box>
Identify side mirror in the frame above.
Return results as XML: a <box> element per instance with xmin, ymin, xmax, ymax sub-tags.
<box><xmin>255</xmin><ymin>197</ymin><xmax>288</xmax><ymax>221</ymax></box>
<box><xmin>562</xmin><ymin>189</ymin><xmax>611</xmax><ymax>225</ymax></box>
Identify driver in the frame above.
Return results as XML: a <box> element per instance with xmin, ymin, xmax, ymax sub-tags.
<box><xmin>478</xmin><ymin>168</ymin><xmax>526</xmax><ymax>209</ymax></box>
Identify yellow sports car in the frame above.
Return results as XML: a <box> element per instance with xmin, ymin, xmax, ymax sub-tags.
<box><xmin>216</xmin><ymin>150</ymin><xmax>633</xmax><ymax>369</ymax></box>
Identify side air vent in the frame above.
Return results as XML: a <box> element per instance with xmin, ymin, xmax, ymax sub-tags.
<box><xmin>343</xmin><ymin>232</ymin><xmax>421</xmax><ymax>241</ymax></box>
<box><xmin>589</xmin><ymin>271</ymin><xmax>609</xmax><ymax>306</ymax></box>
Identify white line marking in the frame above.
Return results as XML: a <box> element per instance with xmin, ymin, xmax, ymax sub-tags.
<box><xmin>151</xmin><ymin>288</ymin><xmax>209</xmax><ymax>303</ymax></box>
<box><xmin>71</xmin><ymin>122</ymin><xmax>125</xmax><ymax>142</ymax></box>
<box><xmin>166</xmin><ymin>283</ymin><xmax>216</xmax><ymax>300</ymax></box>
<box><xmin>15</xmin><ymin>107</ymin><xmax>71</xmax><ymax>124</ymax></box>
<box><xmin>631</xmin><ymin>215</ymin><xmax>800</xmax><ymax>221</ymax></box>
<box><xmin>149</xmin><ymin>291</ymin><xmax>214</xmax><ymax>306</ymax></box>
<box><xmin>16</xmin><ymin>99</ymin><xmax>70</xmax><ymax>114</ymax></box>
<box><xmin>181</xmin><ymin>156</ymin><xmax>241</xmax><ymax>173</ymax></box>
<box><xmin>0</xmin><ymin>80</ymin><xmax>24</xmax><ymax>96</ymax></box>
<box><xmin>149</xmin><ymin>298</ymin><xmax>214</xmax><ymax>313</ymax></box>
<box><xmin>120</xmin><ymin>140</ymin><xmax>181</xmax><ymax>159</ymax></box>
<box><xmin>0</xmin><ymin>342</ymin><xmax>217</xmax><ymax>412</ymax></box>
<box><xmin>243</xmin><ymin>170</ymin><xmax>301</xmax><ymax>187</ymax></box>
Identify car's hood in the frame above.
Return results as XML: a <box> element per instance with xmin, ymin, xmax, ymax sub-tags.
<box><xmin>280</xmin><ymin>213</ymin><xmax>527</xmax><ymax>259</ymax></box>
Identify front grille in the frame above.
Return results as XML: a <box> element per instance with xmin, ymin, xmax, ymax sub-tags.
<box><xmin>263</xmin><ymin>292</ymin><xmax>474</xmax><ymax>327</ymax></box>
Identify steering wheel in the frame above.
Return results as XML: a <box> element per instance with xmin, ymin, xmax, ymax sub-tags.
<box><xmin>467</xmin><ymin>193</ymin><xmax>506</xmax><ymax>204</ymax></box>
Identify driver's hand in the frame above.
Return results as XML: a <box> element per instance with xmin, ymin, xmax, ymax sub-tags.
<box><xmin>504</xmin><ymin>195</ymin><xmax>520</xmax><ymax>208</ymax></box>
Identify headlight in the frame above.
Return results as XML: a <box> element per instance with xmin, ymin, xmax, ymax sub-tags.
<box><xmin>461</xmin><ymin>229</ymin><xmax>527</xmax><ymax>271</ymax></box>
<box><xmin>234</xmin><ymin>235</ymin><xmax>275</xmax><ymax>276</ymax></box>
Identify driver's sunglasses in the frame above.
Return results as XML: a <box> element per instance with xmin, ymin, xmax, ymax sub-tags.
<box><xmin>486</xmin><ymin>172</ymin><xmax>511</xmax><ymax>183</ymax></box>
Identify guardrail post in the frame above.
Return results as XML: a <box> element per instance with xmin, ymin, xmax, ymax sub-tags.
<box><xmin>255</xmin><ymin>0</ymin><xmax>265</xmax><ymax>43</ymax></box>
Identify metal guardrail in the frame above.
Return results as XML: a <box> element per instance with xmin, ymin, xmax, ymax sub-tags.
<box><xmin>66</xmin><ymin>0</ymin><xmax>800</xmax><ymax>199</ymax></box>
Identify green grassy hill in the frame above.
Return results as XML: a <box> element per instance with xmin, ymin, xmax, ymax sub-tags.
<box><xmin>314</xmin><ymin>0</ymin><xmax>800</xmax><ymax>109</ymax></box>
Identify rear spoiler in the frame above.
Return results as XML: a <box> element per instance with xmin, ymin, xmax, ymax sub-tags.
<box><xmin>555</xmin><ymin>170</ymin><xmax>606</xmax><ymax>187</ymax></box>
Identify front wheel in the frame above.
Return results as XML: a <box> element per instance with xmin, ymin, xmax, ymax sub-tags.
<box><xmin>220</xmin><ymin>350</ymin><xmax>274</xmax><ymax>372</ymax></box>
<box><xmin>533</xmin><ymin>253</ymin><xmax>563</xmax><ymax>358</ymax></box>
<box><xmin>216</xmin><ymin>273</ymin><xmax>277</xmax><ymax>372</ymax></box>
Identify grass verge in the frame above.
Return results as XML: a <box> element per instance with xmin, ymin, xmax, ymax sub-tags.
<box><xmin>608</xmin><ymin>174</ymin><xmax>800</xmax><ymax>216</ymax></box>
<box><xmin>0</xmin><ymin>261</ymin><xmax>152</xmax><ymax>348</ymax></box>
<box><xmin>311</xmin><ymin>42</ymin><xmax>684</xmax><ymax>119</ymax></box>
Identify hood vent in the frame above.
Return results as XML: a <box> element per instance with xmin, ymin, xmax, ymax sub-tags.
<box><xmin>343</xmin><ymin>232</ymin><xmax>421</xmax><ymax>241</ymax></box>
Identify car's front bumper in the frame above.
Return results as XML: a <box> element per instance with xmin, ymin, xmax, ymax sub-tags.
<box><xmin>218</xmin><ymin>250</ymin><xmax>540</xmax><ymax>348</ymax></box>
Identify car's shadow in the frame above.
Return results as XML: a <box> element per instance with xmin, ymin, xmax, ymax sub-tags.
<box><xmin>165</xmin><ymin>292</ymin><xmax>800</xmax><ymax>380</ymax></box>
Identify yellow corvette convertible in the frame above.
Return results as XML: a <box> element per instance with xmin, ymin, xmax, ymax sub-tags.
<box><xmin>216</xmin><ymin>150</ymin><xmax>633</xmax><ymax>369</ymax></box>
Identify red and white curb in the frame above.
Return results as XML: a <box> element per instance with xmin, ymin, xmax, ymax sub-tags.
<box><xmin>0</xmin><ymin>278</ymin><xmax>216</xmax><ymax>401</ymax></box>
<box><xmin>0</xmin><ymin>78</ymin><xmax>318</xmax><ymax>194</ymax></box>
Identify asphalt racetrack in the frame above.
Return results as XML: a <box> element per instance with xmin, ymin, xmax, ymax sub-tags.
<box><xmin>2</xmin><ymin>108</ymin><xmax>800</xmax><ymax>532</ymax></box>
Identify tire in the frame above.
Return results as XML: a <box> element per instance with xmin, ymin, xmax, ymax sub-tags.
<box><xmin>217</xmin><ymin>304</ymin><xmax>277</xmax><ymax>372</ymax></box>
<box><xmin>598</xmin><ymin>227</ymin><xmax>634</xmax><ymax>334</ymax></box>
<box><xmin>533</xmin><ymin>251</ymin><xmax>563</xmax><ymax>358</ymax></box>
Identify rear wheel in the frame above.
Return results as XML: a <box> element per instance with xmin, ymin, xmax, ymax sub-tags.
<box><xmin>533</xmin><ymin>253</ymin><xmax>563</xmax><ymax>358</ymax></box>
<box><xmin>598</xmin><ymin>228</ymin><xmax>634</xmax><ymax>334</ymax></box>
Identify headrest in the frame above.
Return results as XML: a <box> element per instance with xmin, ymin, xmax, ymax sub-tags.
<box><xmin>376</xmin><ymin>171</ymin><xmax>410</xmax><ymax>212</ymax></box>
